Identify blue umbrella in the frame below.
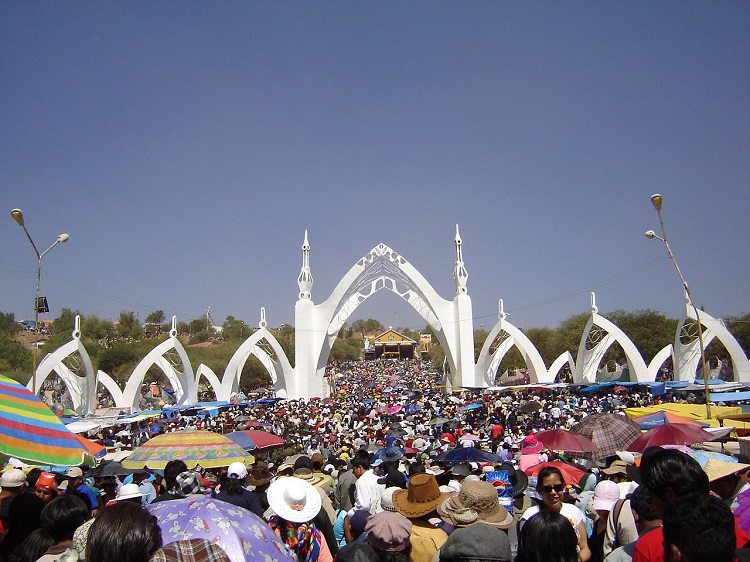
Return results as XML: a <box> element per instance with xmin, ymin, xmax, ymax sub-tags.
<box><xmin>461</xmin><ymin>403</ymin><xmax>483</xmax><ymax>411</ymax></box>
<box><xmin>404</xmin><ymin>405</ymin><xmax>422</xmax><ymax>414</ymax></box>
<box><xmin>433</xmin><ymin>447</ymin><xmax>502</xmax><ymax>464</ymax></box>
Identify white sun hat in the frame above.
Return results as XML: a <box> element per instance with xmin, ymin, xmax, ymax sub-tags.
<box><xmin>115</xmin><ymin>483</ymin><xmax>144</xmax><ymax>501</ymax></box>
<box><xmin>266</xmin><ymin>477</ymin><xmax>322</xmax><ymax>523</ymax></box>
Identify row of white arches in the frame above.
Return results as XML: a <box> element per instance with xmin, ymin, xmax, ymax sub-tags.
<box><xmin>30</xmin><ymin>233</ymin><xmax>750</xmax><ymax>415</ymax></box>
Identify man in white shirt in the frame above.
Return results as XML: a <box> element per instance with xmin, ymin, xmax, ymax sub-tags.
<box><xmin>348</xmin><ymin>457</ymin><xmax>385</xmax><ymax>516</ymax></box>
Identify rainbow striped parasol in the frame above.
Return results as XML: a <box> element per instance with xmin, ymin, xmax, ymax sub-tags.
<box><xmin>0</xmin><ymin>374</ymin><xmax>89</xmax><ymax>466</ymax></box>
<box><xmin>122</xmin><ymin>430</ymin><xmax>249</xmax><ymax>470</ymax></box>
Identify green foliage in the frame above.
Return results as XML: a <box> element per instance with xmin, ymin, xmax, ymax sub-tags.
<box><xmin>98</xmin><ymin>344</ymin><xmax>141</xmax><ymax>384</ymax></box>
<box><xmin>350</xmin><ymin>318</ymin><xmax>383</xmax><ymax>335</ymax></box>
<box><xmin>473</xmin><ymin>328</ymin><xmax>489</xmax><ymax>361</ymax></box>
<box><xmin>330</xmin><ymin>338</ymin><xmax>362</xmax><ymax>361</ymax></box>
<box><xmin>222</xmin><ymin>316</ymin><xmax>252</xmax><ymax>340</ymax></box>
<box><xmin>603</xmin><ymin>309</ymin><xmax>677</xmax><ymax>362</ymax></box>
<box><xmin>0</xmin><ymin>312</ymin><xmax>20</xmax><ymax>339</ymax></box>
<box><xmin>82</xmin><ymin>314</ymin><xmax>115</xmax><ymax>342</ymax></box>
<box><xmin>145</xmin><ymin>310</ymin><xmax>166</xmax><ymax>325</ymax></box>
<box><xmin>0</xmin><ymin>340</ymin><xmax>32</xmax><ymax>373</ymax></box>
<box><xmin>52</xmin><ymin>308</ymin><xmax>80</xmax><ymax>334</ymax></box>
<box><xmin>726</xmin><ymin>314</ymin><xmax>750</xmax><ymax>357</ymax></box>
<box><xmin>117</xmin><ymin>311</ymin><xmax>143</xmax><ymax>340</ymax></box>
<box><xmin>427</xmin><ymin>344</ymin><xmax>446</xmax><ymax>373</ymax></box>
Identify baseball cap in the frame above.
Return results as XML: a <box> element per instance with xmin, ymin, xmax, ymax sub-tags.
<box><xmin>227</xmin><ymin>462</ymin><xmax>248</xmax><ymax>479</ymax></box>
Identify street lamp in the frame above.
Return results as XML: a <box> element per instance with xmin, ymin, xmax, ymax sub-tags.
<box><xmin>10</xmin><ymin>208</ymin><xmax>69</xmax><ymax>395</ymax></box>
<box><xmin>645</xmin><ymin>194</ymin><xmax>711</xmax><ymax>418</ymax></box>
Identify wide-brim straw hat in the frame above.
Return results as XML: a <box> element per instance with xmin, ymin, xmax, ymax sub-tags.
<box><xmin>293</xmin><ymin>468</ymin><xmax>324</xmax><ymax>487</ymax></box>
<box><xmin>703</xmin><ymin>459</ymin><xmax>750</xmax><ymax>482</ymax></box>
<box><xmin>392</xmin><ymin>473</ymin><xmax>451</xmax><ymax>519</ymax></box>
<box><xmin>267</xmin><ymin>476</ymin><xmax>322</xmax><ymax>523</ymax></box>
<box><xmin>437</xmin><ymin>480</ymin><xmax>514</xmax><ymax>529</ymax></box>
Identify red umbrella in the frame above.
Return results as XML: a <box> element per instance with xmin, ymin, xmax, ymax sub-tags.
<box><xmin>226</xmin><ymin>429</ymin><xmax>286</xmax><ymax>451</ymax></box>
<box><xmin>627</xmin><ymin>423</ymin><xmax>716</xmax><ymax>453</ymax></box>
<box><xmin>524</xmin><ymin>461</ymin><xmax>586</xmax><ymax>486</ymax></box>
<box><xmin>535</xmin><ymin>429</ymin><xmax>598</xmax><ymax>453</ymax></box>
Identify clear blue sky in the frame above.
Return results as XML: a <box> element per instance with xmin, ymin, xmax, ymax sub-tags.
<box><xmin>2</xmin><ymin>2</ymin><xmax>749</xmax><ymax>332</ymax></box>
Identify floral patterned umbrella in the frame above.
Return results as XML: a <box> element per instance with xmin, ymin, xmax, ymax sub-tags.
<box><xmin>149</xmin><ymin>496</ymin><xmax>295</xmax><ymax>562</ymax></box>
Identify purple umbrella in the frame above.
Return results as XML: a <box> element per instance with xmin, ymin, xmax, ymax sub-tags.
<box><xmin>149</xmin><ymin>496</ymin><xmax>295</xmax><ymax>562</ymax></box>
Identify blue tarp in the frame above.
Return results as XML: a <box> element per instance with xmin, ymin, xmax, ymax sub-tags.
<box><xmin>579</xmin><ymin>381</ymin><xmax>666</xmax><ymax>396</ymax></box>
<box><xmin>710</xmin><ymin>391</ymin><xmax>750</xmax><ymax>403</ymax></box>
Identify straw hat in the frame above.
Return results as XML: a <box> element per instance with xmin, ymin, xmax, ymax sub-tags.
<box><xmin>437</xmin><ymin>481</ymin><xmax>514</xmax><ymax>529</ymax></box>
<box><xmin>371</xmin><ymin>486</ymin><xmax>399</xmax><ymax>514</ymax></box>
<box><xmin>247</xmin><ymin>463</ymin><xmax>273</xmax><ymax>487</ymax></box>
<box><xmin>267</xmin><ymin>477</ymin><xmax>322</xmax><ymax>523</ymax></box>
<box><xmin>293</xmin><ymin>468</ymin><xmax>324</xmax><ymax>487</ymax></box>
<box><xmin>703</xmin><ymin>459</ymin><xmax>750</xmax><ymax>482</ymax></box>
<box><xmin>392</xmin><ymin>473</ymin><xmax>451</xmax><ymax>519</ymax></box>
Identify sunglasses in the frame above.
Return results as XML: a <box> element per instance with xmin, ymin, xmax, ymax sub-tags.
<box><xmin>538</xmin><ymin>484</ymin><xmax>565</xmax><ymax>494</ymax></box>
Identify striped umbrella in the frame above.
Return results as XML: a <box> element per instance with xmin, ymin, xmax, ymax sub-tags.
<box><xmin>0</xmin><ymin>374</ymin><xmax>90</xmax><ymax>466</ymax></box>
<box><xmin>122</xmin><ymin>430</ymin><xmax>249</xmax><ymax>470</ymax></box>
<box><xmin>225</xmin><ymin>429</ymin><xmax>286</xmax><ymax>452</ymax></box>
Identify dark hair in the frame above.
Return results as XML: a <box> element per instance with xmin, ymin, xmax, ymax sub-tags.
<box><xmin>86</xmin><ymin>502</ymin><xmax>162</xmax><ymax>562</ymax></box>
<box><xmin>352</xmin><ymin>457</ymin><xmax>371</xmax><ymax>470</ymax></box>
<box><xmin>40</xmin><ymin>494</ymin><xmax>89</xmax><ymax>542</ymax></box>
<box><xmin>536</xmin><ymin>466</ymin><xmax>565</xmax><ymax>487</ymax></box>
<box><xmin>0</xmin><ymin>493</ymin><xmax>45</xmax><ymax>558</ymax></box>
<box><xmin>6</xmin><ymin>528</ymin><xmax>54</xmax><ymax>562</ymax></box>
<box><xmin>408</xmin><ymin>463</ymin><xmax>426</xmax><ymax>476</ymax></box>
<box><xmin>516</xmin><ymin>510</ymin><xmax>578</xmax><ymax>562</ymax></box>
<box><xmin>163</xmin><ymin>460</ymin><xmax>188</xmax><ymax>490</ymax></box>
<box><xmin>219</xmin><ymin>475</ymin><xmax>245</xmax><ymax>496</ymax></box>
<box><xmin>629</xmin><ymin>485</ymin><xmax>659</xmax><ymax>523</ymax></box>
<box><xmin>662</xmin><ymin>494</ymin><xmax>735</xmax><ymax>562</ymax></box>
<box><xmin>639</xmin><ymin>449</ymin><xmax>708</xmax><ymax>503</ymax></box>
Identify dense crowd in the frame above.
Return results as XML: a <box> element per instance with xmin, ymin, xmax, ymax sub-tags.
<box><xmin>0</xmin><ymin>359</ymin><xmax>747</xmax><ymax>562</ymax></box>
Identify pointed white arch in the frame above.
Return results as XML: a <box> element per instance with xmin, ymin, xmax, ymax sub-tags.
<box><xmin>217</xmin><ymin>308</ymin><xmax>292</xmax><ymax>401</ymax></box>
<box><xmin>293</xmin><ymin>231</ymin><xmax>476</xmax><ymax>398</ymax></box>
<box><xmin>548</xmin><ymin>352</ymin><xmax>576</xmax><ymax>382</ymax></box>
<box><xmin>673</xmin><ymin>296</ymin><xmax>750</xmax><ymax>382</ymax></box>
<box><xmin>476</xmin><ymin>300</ymin><xmax>551</xmax><ymax>385</ymax></box>
<box><xmin>31</xmin><ymin>316</ymin><xmax>97</xmax><ymax>416</ymax></box>
<box><xmin>575</xmin><ymin>293</ymin><xmax>650</xmax><ymax>383</ymax></box>
<box><xmin>121</xmin><ymin>317</ymin><xmax>196</xmax><ymax>410</ymax></box>
<box><xmin>647</xmin><ymin>345</ymin><xmax>674</xmax><ymax>381</ymax></box>
<box><xmin>96</xmin><ymin>370</ymin><xmax>125</xmax><ymax>407</ymax></box>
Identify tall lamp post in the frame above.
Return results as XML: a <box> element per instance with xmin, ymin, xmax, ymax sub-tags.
<box><xmin>645</xmin><ymin>194</ymin><xmax>711</xmax><ymax>418</ymax></box>
<box><xmin>10</xmin><ymin>209</ymin><xmax>69</xmax><ymax>395</ymax></box>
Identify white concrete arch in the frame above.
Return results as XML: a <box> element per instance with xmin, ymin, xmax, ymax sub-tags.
<box><xmin>575</xmin><ymin>293</ymin><xmax>650</xmax><ymax>383</ymax></box>
<box><xmin>218</xmin><ymin>309</ymin><xmax>292</xmax><ymax>401</ymax></box>
<box><xmin>673</xmin><ymin>295</ymin><xmax>750</xmax><ymax>382</ymax></box>
<box><xmin>476</xmin><ymin>299</ymin><xmax>551</xmax><ymax>385</ymax></box>
<box><xmin>292</xmin><ymin>228</ymin><xmax>476</xmax><ymax>398</ymax></box>
<box><xmin>195</xmin><ymin>364</ymin><xmax>222</xmax><ymax>400</ymax></box>
<box><xmin>121</xmin><ymin>317</ymin><xmax>197</xmax><ymax>410</ymax></box>
<box><xmin>31</xmin><ymin>315</ymin><xmax>97</xmax><ymax>416</ymax></box>
<box><xmin>96</xmin><ymin>370</ymin><xmax>125</xmax><ymax>407</ymax></box>
<box><xmin>647</xmin><ymin>345</ymin><xmax>674</xmax><ymax>381</ymax></box>
<box><xmin>548</xmin><ymin>352</ymin><xmax>576</xmax><ymax>382</ymax></box>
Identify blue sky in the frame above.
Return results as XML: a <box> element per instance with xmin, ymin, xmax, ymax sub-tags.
<box><xmin>2</xmin><ymin>2</ymin><xmax>749</xmax><ymax>332</ymax></box>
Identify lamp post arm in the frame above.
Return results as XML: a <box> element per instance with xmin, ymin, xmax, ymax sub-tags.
<box><xmin>656</xmin><ymin>209</ymin><xmax>712</xmax><ymax>418</ymax></box>
<box><xmin>20</xmin><ymin>224</ymin><xmax>42</xmax><ymax>260</ymax></box>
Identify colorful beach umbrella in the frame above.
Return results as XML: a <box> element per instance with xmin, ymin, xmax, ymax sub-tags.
<box><xmin>75</xmin><ymin>434</ymin><xmax>107</xmax><ymax>459</ymax></box>
<box><xmin>123</xmin><ymin>430</ymin><xmax>249</xmax><ymax>469</ymax></box>
<box><xmin>0</xmin><ymin>374</ymin><xmax>90</xmax><ymax>466</ymax></box>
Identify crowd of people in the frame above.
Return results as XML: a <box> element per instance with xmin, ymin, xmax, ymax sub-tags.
<box><xmin>1</xmin><ymin>359</ymin><xmax>748</xmax><ymax>562</ymax></box>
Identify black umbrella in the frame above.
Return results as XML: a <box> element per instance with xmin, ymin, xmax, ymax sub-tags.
<box><xmin>519</xmin><ymin>401</ymin><xmax>542</xmax><ymax>414</ymax></box>
<box><xmin>86</xmin><ymin>461</ymin><xmax>136</xmax><ymax>478</ymax></box>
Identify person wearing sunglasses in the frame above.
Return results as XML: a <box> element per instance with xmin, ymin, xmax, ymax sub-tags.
<box><xmin>519</xmin><ymin>466</ymin><xmax>591</xmax><ymax>561</ymax></box>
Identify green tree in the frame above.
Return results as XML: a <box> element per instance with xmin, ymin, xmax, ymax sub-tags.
<box><xmin>726</xmin><ymin>314</ymin><xmax>750</xmax><ymax>357</ymax></box>
<box><xmin>145</xmin><ymin>310</ymin><xmax>166</xmax><ymax>325</ymax></box>
<box><xmin>0</xmin><ymin>312</ymin><xmax>20</xmax><ymax>339</ymax></box>
<box><xmin>222</xmin><ymin>316</ymin><xmax>251</xmax><ymax>340</ymax></box>
<box><xmin>82</xmin><ymin>314</ymin><xmax>115</xmax><ymax>341</ymax></box>
<box><xmin>117</xmin><ymin>311</ymin><xmax>143</xmax><ymax>340</ymax></box>
<box><xmin>330</xmin><ymin>338</ymin><xmax>361</xmax><ymax>361</ymax></box>
<box><xmin>603</xmin><ymin>309</ymin><xmax>676</xmax><ymax>363</ymax></box>
<box><xmin>52</xmin><ymin>308</ymin><xmax>80</xmax><ymax>335</ymax></box>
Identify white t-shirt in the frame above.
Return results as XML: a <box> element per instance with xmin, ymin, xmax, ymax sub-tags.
<box><xmin>520</xmin><ymin>502</ymin><xmax>586</xmax><ymax>530</ymax></box>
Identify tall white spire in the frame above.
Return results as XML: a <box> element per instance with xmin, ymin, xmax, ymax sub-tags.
<box><xmin>297</xmin><ymin>230</ymin><xmax>313</xmax><ymax>300</ymax></box>
<box><xmin>453</xmin><ymin>224</ymin><xmax>468</xmax><ymax>294</ymax></box>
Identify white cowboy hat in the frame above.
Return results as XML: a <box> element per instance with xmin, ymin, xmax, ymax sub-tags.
<box><xmin>266</xmin><ymin>477</ymin><xmax>322</xmax><ymax>523</ymax></box>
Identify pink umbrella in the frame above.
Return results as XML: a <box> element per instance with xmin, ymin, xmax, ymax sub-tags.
<box><xmin>388</xmin><ymin>405</ymin><xmax>402</xmax><ymax>415</ymax></box>
<box><xmin>535</xmin><ymin>429</ymin><xmax>598</xmax><ymax>453</ymax></box>
<box><xmin>376</xmin><ymin>405</ymin><xmax>388</xmax><ymax>413</ymax></box>
<box><xmin>459</xmin><ymin>433</ymin><xmax>480</xmax><ymax>441</ymax></box>
<box><xmin>627</xmin><ymin>423</ymin><xmax>716</xmax><ymax>453</ymax></box>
